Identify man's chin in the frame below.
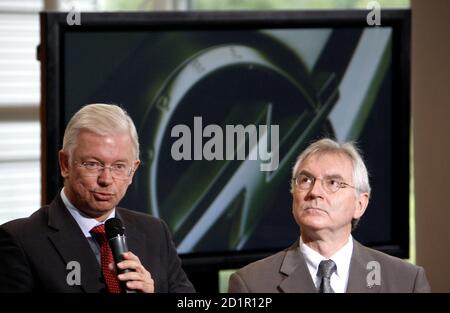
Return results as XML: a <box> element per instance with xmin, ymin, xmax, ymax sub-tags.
<box><xmin>300</xmin><ymin>216</ymin><xmax>328</xmax><ymax>230</ymax></box>
<box><xmin>93</xmin><ymin>203</ymin><xmax>115</xmax><ymax>212</ymax></box>
<box><xmin>84</xmin><ymin>201</ymin><xmax>116</xmax><ymax>216</ymax></box>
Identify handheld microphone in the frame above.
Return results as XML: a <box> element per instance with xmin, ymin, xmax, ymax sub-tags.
<box><xmin>105</xmin><ymin>217</ymin><xmax>135</xmax><ymax>293</ymax></box>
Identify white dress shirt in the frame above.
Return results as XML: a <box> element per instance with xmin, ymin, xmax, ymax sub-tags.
<box><xmin>60</xmin><ymin>188</ymin><xmax>115</xmax><ymax>264</ymax></box>
<box><xmin>299</xmin><ymin>235</ymin><xmax>353</xmax><ymax>293</ymax></box>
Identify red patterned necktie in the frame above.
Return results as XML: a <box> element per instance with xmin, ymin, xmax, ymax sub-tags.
<box><xmin>90</xmin><ymin>224</ymin><xmax>122</xmax><ymax>293</ymax></box>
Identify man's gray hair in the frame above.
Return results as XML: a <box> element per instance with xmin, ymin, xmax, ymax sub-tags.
<box><xmin>62</xmin><ymin>103</ymin><xmax>140</xmax><ymax>160</ymax></box>
<box><xmin>291</xmin><ymin>138</ymin><xmax>371</xmax><ymax>229</ymax></box>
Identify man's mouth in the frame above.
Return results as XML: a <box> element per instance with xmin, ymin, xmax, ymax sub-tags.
<box><xmin>305</xmin><ymin>207</ymin><xmax>327</xmax><ymax>214</ymax></box>
<box><xmin>92</xmin><ymin>191</ymin><xmax>115</xmax><ymax>201</ymax></box>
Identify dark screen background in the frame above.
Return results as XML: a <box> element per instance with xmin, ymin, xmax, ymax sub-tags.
<box><xmin>62</xmin><ymin>28</ymin><xmax>403</xmax><ymax>258</ymax></box>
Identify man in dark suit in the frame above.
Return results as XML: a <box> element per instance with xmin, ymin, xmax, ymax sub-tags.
<box><xmin>0</xmin><ymin>103</ymin><xmax>195</xmax><ymax>293</ymax></box>
<box><xmin>228</xmin><ymin>138</ymin><xmax>431</xmax><ymax>293</ymax></box>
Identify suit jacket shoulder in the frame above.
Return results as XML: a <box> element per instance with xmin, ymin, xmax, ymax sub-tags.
<box><xmin>229</xmin><ymin>250</ymin><xmax>286</xmax><ymax>293</ymax></box>
<box><xmin>347</xmin><ymin>241</ymin><xmax>431</xmax><ymax>293</ymax></box>
<box><xmin>0</xmin><ymin>198</ymin><xmax>95</xmax><ymax>292</ymax></box>
<box><xmin>228</xmin><ymin>241</ymin><xmax>316</xmax><ymax>293</ymax></box>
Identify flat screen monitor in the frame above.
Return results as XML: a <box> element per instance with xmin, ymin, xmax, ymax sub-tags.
<box><xmin>40</xmin><ymin>10</ymin><xmax>411</xmax><ymax>276</ymax></box>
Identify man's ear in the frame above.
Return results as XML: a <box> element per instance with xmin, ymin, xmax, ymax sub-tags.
<box><xmin>133</xmin><ymin>159</ymin><xmax>141</xmax><ymax>172</ymax></box>
<box><xmin>127</xmin><ymin>159</ymin><xmax>141</xmax><ymax>185</ymax></box>
<box><xmin>353</xmin><ymin>192</ymin><xmax>369</xmax><ymax>220</ymax></box>
<box><xmin>59</xmin><ymin>150</ymin><xmax>70</xmax><ymax>178</ymax></box>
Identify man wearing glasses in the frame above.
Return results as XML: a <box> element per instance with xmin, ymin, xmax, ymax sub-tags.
<box><xmin>228</xmin><ymin>138</ymin><xmax>431</xmax><ymax>293</ymax></box>
<box><xmin>0</xmin><ymin>103</ymin><xmax>194</xmax><ymax>293</ymax></box>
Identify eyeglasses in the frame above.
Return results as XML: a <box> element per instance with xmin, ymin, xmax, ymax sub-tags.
<box><xmin>293</xmin><ymin>173</ymin><xmax>357</xmax><ymax>194</ymax></box>
<box><xmin>75</xmin><ymin>161</ymin><xmax>134</xmax><ymax>180</ymax></box>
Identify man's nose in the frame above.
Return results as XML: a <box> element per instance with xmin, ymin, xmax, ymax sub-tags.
<box><xmin>307</xmin><ymin>178</ymin><xmax>325</xmax><ymax>199</ymax></box>
<box><xmin>97</xmin><ymin>167</ymin><xmax>113</xmax><ymax>185</ymax></box>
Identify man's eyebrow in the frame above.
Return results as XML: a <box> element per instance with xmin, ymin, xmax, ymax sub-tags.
<box><xmin>297</xmin><ymin>170</ymin><xmax>314</xmax><ymax>177</ymax></box>
<box><xmin>112</xmin><ymin>159</ymin><xmax>129</xmax><ymax>163</ymax></box>
<box><xmin>80</xmin><ymin>157</ymin><xmax>101</xmax><ymax>162</ymax></box>
<box><xmin>80</xmin><ymin>157</ymin><xmax>130</xmax><ymax>164</ymax></box>
<box><xmin>297</xmin><ymin>170</ymin><xmax>345</xmax><ymax>180</ymax></box>
<box><xmin>323</xmin><ymin>174</ymin><xmax>345</xmax><ymax>180</ymax></box>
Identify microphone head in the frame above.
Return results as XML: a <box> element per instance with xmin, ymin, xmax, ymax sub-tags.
<box><xmin>105</xmin><ymin>217</ymin><xmax>125</xmax><ymax>239</ymax></box>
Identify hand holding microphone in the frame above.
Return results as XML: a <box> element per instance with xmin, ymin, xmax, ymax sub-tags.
<box><xmin>105</xmin><ymin>218</ymin><xmax>154</xmax><ymax>293</ymax></box>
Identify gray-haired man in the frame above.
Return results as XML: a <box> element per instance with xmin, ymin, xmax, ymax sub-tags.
<box><xmin>229</xmin><ymin>138</ymin><xmax>430</xmax><ymax>293</ymax></box>
<box><xmin>0</xmin><ymin>103</ymin><xmax>195</xmax><ymax>293</ymax></box>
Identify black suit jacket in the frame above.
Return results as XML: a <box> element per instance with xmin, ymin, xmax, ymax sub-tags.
<box><xmin>0</xmin><ymin>194</ymin><xmax>195</xmax><ymax>293</ymax></box>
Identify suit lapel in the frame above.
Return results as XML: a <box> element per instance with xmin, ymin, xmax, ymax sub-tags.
<box><xmin>47</xmin><ymin>194</ymin><xmax>103</xmax><ymax>293</ymax></box>
<box><xmin>278</xmin><ymin>242</ymin><xmax>317</xmax><ymax>293</ymax></box>
<box><xmin>346</xmin><ymin>240</ymin><xmax>381</xmax><ymax>293</ymax></box>
<box><xmin>277</xmin><ymin>239</ymin><xmax>382</xmax><ymax>293</ymax></box>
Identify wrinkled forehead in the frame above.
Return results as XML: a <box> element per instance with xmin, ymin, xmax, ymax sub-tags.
<box><xmin>297</xmin><ymin>151</ymin><xmax>354</xmax><ymax>179</ymax></box>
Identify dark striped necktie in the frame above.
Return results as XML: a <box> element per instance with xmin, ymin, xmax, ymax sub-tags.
<box><xmin>317</xmin><ymin>259</ymin><xmax>336</xmax><ymax>293</ymax></box>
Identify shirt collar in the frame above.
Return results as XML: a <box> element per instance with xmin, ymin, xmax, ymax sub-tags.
<box><xmin>299</xmin><ymin>234</ymin><xmax>353</xmax><ymax>279</ymax></box>
<box><xmin>61</xmin><ymin>188</ymin><xmax>115</xmax><ymax>238</ymax></box>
